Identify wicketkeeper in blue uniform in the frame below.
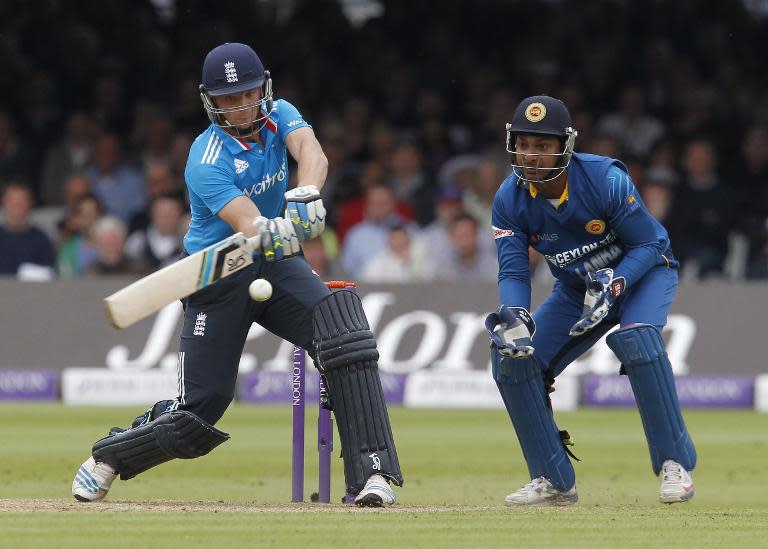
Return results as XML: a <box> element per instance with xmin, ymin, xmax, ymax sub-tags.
<box><xmin>72</xmin><ymin>43</ymin><xmax>402</xmax><ymax>506</ymax></box>
<box><xmin>485</xmin><ymin>95</ymin><xmax>696</xmax><ymax>505</ymax></box>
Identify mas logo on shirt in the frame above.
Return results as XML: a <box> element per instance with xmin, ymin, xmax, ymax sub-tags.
<box><xmin>530</xmin><ymin>233</ymin><xmax>558</xmax><ymax>244</ymax></box>
<box><xmin>585</xmin><ymin>219</ymin><xmax>606</xmax><ymax>235</ymax></box>
<box><xmin>626</xmin><ymin>194</ymin><xmax>640</xmax><ymax>213</ymax></box>
<box><xmin>492</xmin><ymin>225</ymin><xmax>515</xmax><ymax>239</ymax></box>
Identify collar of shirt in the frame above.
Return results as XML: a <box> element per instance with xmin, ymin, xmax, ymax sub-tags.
<box><xmin>211</xmin><ymin>124</ymin><xmax>256</xmax><ymax>155</ymax></box>
<box><xmin>529</xmin><ymin>177</ymin><xmax>569</xmax><ymax>208</ymax></box>
<box><xmin>210</xmin><ymin>112</ymin><xmax>278</xmax><ymax>154</ymax></box>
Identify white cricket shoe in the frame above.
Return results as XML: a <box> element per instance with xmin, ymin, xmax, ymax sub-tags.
<box><xmin>354</xmin><ymin>474</ymin><xmax>395</xmax><ymax>507</ymax></box>
<box><xmin>505</xmin><ymin>476</ymin><xmax>578</xmax><ymax>506</ymax></box>
<box><xmin>659</xmin><ymin>460</ymin><xmax>694</xmax><ymax>503</ymax></box>
<box><xmin>72</xmin><ymin>456</ymin><xmax>117</xmax><ymax>502</ymax></box>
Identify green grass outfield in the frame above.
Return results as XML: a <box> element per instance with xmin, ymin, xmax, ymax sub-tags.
<box><xmin>1</xmin><ymin>404</ymin><xmax>767</xmax><ymax>547</ymax></box>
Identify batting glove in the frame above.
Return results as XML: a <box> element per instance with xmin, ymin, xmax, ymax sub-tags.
<box><xmin>284</xmin><ymin>185</ymin><xmax>326</xmax><ymax>241</ymax></box>
<box><xmin>252</xmin><ymin>216</ymin><xmax>300</xmax><ymax>262</ymax></box>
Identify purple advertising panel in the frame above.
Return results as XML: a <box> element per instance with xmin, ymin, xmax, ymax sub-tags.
<box><xmin>675</xmin><ymin>375</ymin><xmax>754</xmax><ymax>408</ymax></box>
<box><xmin>0</xmin><ymin>369</ymin><xmax>58</xmax><ymax>401</ymax></box>
<box><xmin>582</xmin><ymin>375</ymin><xmax>635</xmax><ymax>406</ymax></box>
<box><xmin>582</xmin><ymin>374</ymin><xmax>754</xmax><ymax>408</ymax></box>
<box><xmin>239</xmin><ymin>370</ymin><xmax>406</xmax><ymax>405</ymax></box>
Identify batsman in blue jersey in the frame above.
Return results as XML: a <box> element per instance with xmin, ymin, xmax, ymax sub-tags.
<box><xmin>485</xmin><ymin>96</ymin><xmax>696</xmax><ymax>506</ymax></box>
<box><xmin>72</xmin><ymin>43</ymin><xmax>402</xmax><ymax>506</ymax></box>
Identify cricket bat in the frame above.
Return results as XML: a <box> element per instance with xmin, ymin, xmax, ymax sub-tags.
<box><xmin>105</xmin><ymin>232</ymin><xmax>260</xmax><ymax>329</ymax></box>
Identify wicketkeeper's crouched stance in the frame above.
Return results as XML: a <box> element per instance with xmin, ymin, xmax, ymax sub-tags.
<box><xmin>485</xmin><ymin>95</ymin><xmax>696</xmax><ymax>506</ymax></box>
<box><xmin>72</xmin><ymin>42</ymin><xmax>402</xmax><ymax>507</ymax></box>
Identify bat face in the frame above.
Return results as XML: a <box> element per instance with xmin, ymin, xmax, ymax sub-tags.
<box><xmin>105</xmin><ymin>232</ymin><xmax>256</xmax><ymax>329</ymax></box>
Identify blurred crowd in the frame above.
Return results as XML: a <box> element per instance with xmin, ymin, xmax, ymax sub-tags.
<box><xmin>1</xmin><ymin>0</ymin><xmax>768</xmax><ymax>283</ymax></box>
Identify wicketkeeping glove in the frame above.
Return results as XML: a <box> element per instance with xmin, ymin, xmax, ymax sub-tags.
<box><xmin>252</xmin><ymin>216</ymin><xmax>300</xmax><ymax>262</ymax></box>
<box><xmin>568</xmin><ymin>268</ymin><xmax>625</xmax><ymax>336</ymax></box>
<box><xmin>284</xmin><ymin>185</ymin><xmax>326</xmax><ymax>241</ymax></box>
<box><xmin>485</xmin><ymin>306</ymin><xmax>536</xmax><ymax>359</ymax></box>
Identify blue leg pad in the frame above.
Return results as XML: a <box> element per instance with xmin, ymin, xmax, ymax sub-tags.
<box><xmin>606</xmin><ymin>324</ymin><xmax>697</xmax><ymax>475</ymax></box>
<box><xmin>492</xmin><ymin>349</ymin><xmax>575</xmax><ymax>490</ymax></box>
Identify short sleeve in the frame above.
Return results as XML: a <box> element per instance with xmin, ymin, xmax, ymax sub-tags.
<box><xmin>185</xmin><ymin>161</ymin><xmax>242</xmax><ymax>215</ymax></box>
<box><xmin>276</xmin><ymin>100</ymin><xmax>310</xmax><ymax>143</ymax></box>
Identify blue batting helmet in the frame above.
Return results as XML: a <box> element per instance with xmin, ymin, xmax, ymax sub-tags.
<box><xmin>507</xmin><ymin>95</ymin><xmax>573</xmax><ymax>137</ymax></box>
<box><xmin>199</xmin><ymin>43</ymin><xmax>274</xmax><ymax>137</ymax></box>
<box><xmin>505</xmin><ymin>95</ymin><xmax>578</xmax><ymax>184</ymax></box>
<box><xmin>200</xmin><ymin>43</ymin><xmax>267</xmax><ymax>96</ymax></box>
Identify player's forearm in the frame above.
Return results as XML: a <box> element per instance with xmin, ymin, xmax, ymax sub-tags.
<box><xmin>495</xmin><ymin>232</ymin><xmax>532</xmax><ymax>308</ymax></box>
<box><xmin>295</xmin><ymin>139</ymin><xmax>328</xmax><ymax>191</ymax></box>
<box><xmin>498</xmin><ymin>276</ymin><xmax>532</xmax><ymax>310</ymax></box>
<box><xmin>219</xmin><ymin>195</ymin><xmax>263</xmax><ymax>237</ymax></box>
<box><xmin>612</xmin><ymin>212</ymin><xmax>667</xmax><ymax>287</ymax></box>
<box><xmin>613</xmin><ymin>245</ymin><xmax>662</xmax><ymax>287</ymax></box>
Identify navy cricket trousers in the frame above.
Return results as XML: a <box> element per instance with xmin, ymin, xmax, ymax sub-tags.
<box><xmin>174</xmin><ymin>254</ymin><xmax>330</xmax><ymax>425</ymax></box>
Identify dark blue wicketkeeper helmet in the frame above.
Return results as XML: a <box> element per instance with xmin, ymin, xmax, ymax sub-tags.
<box><xmin>506</xmin><ymin>95</ymin><xmax>578</xmax><ymax>184</ymax></box>
<box><xmin>199</xmin><ymin>43</ymin><xmax>274</xmax><ymax>137</ymax></box>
